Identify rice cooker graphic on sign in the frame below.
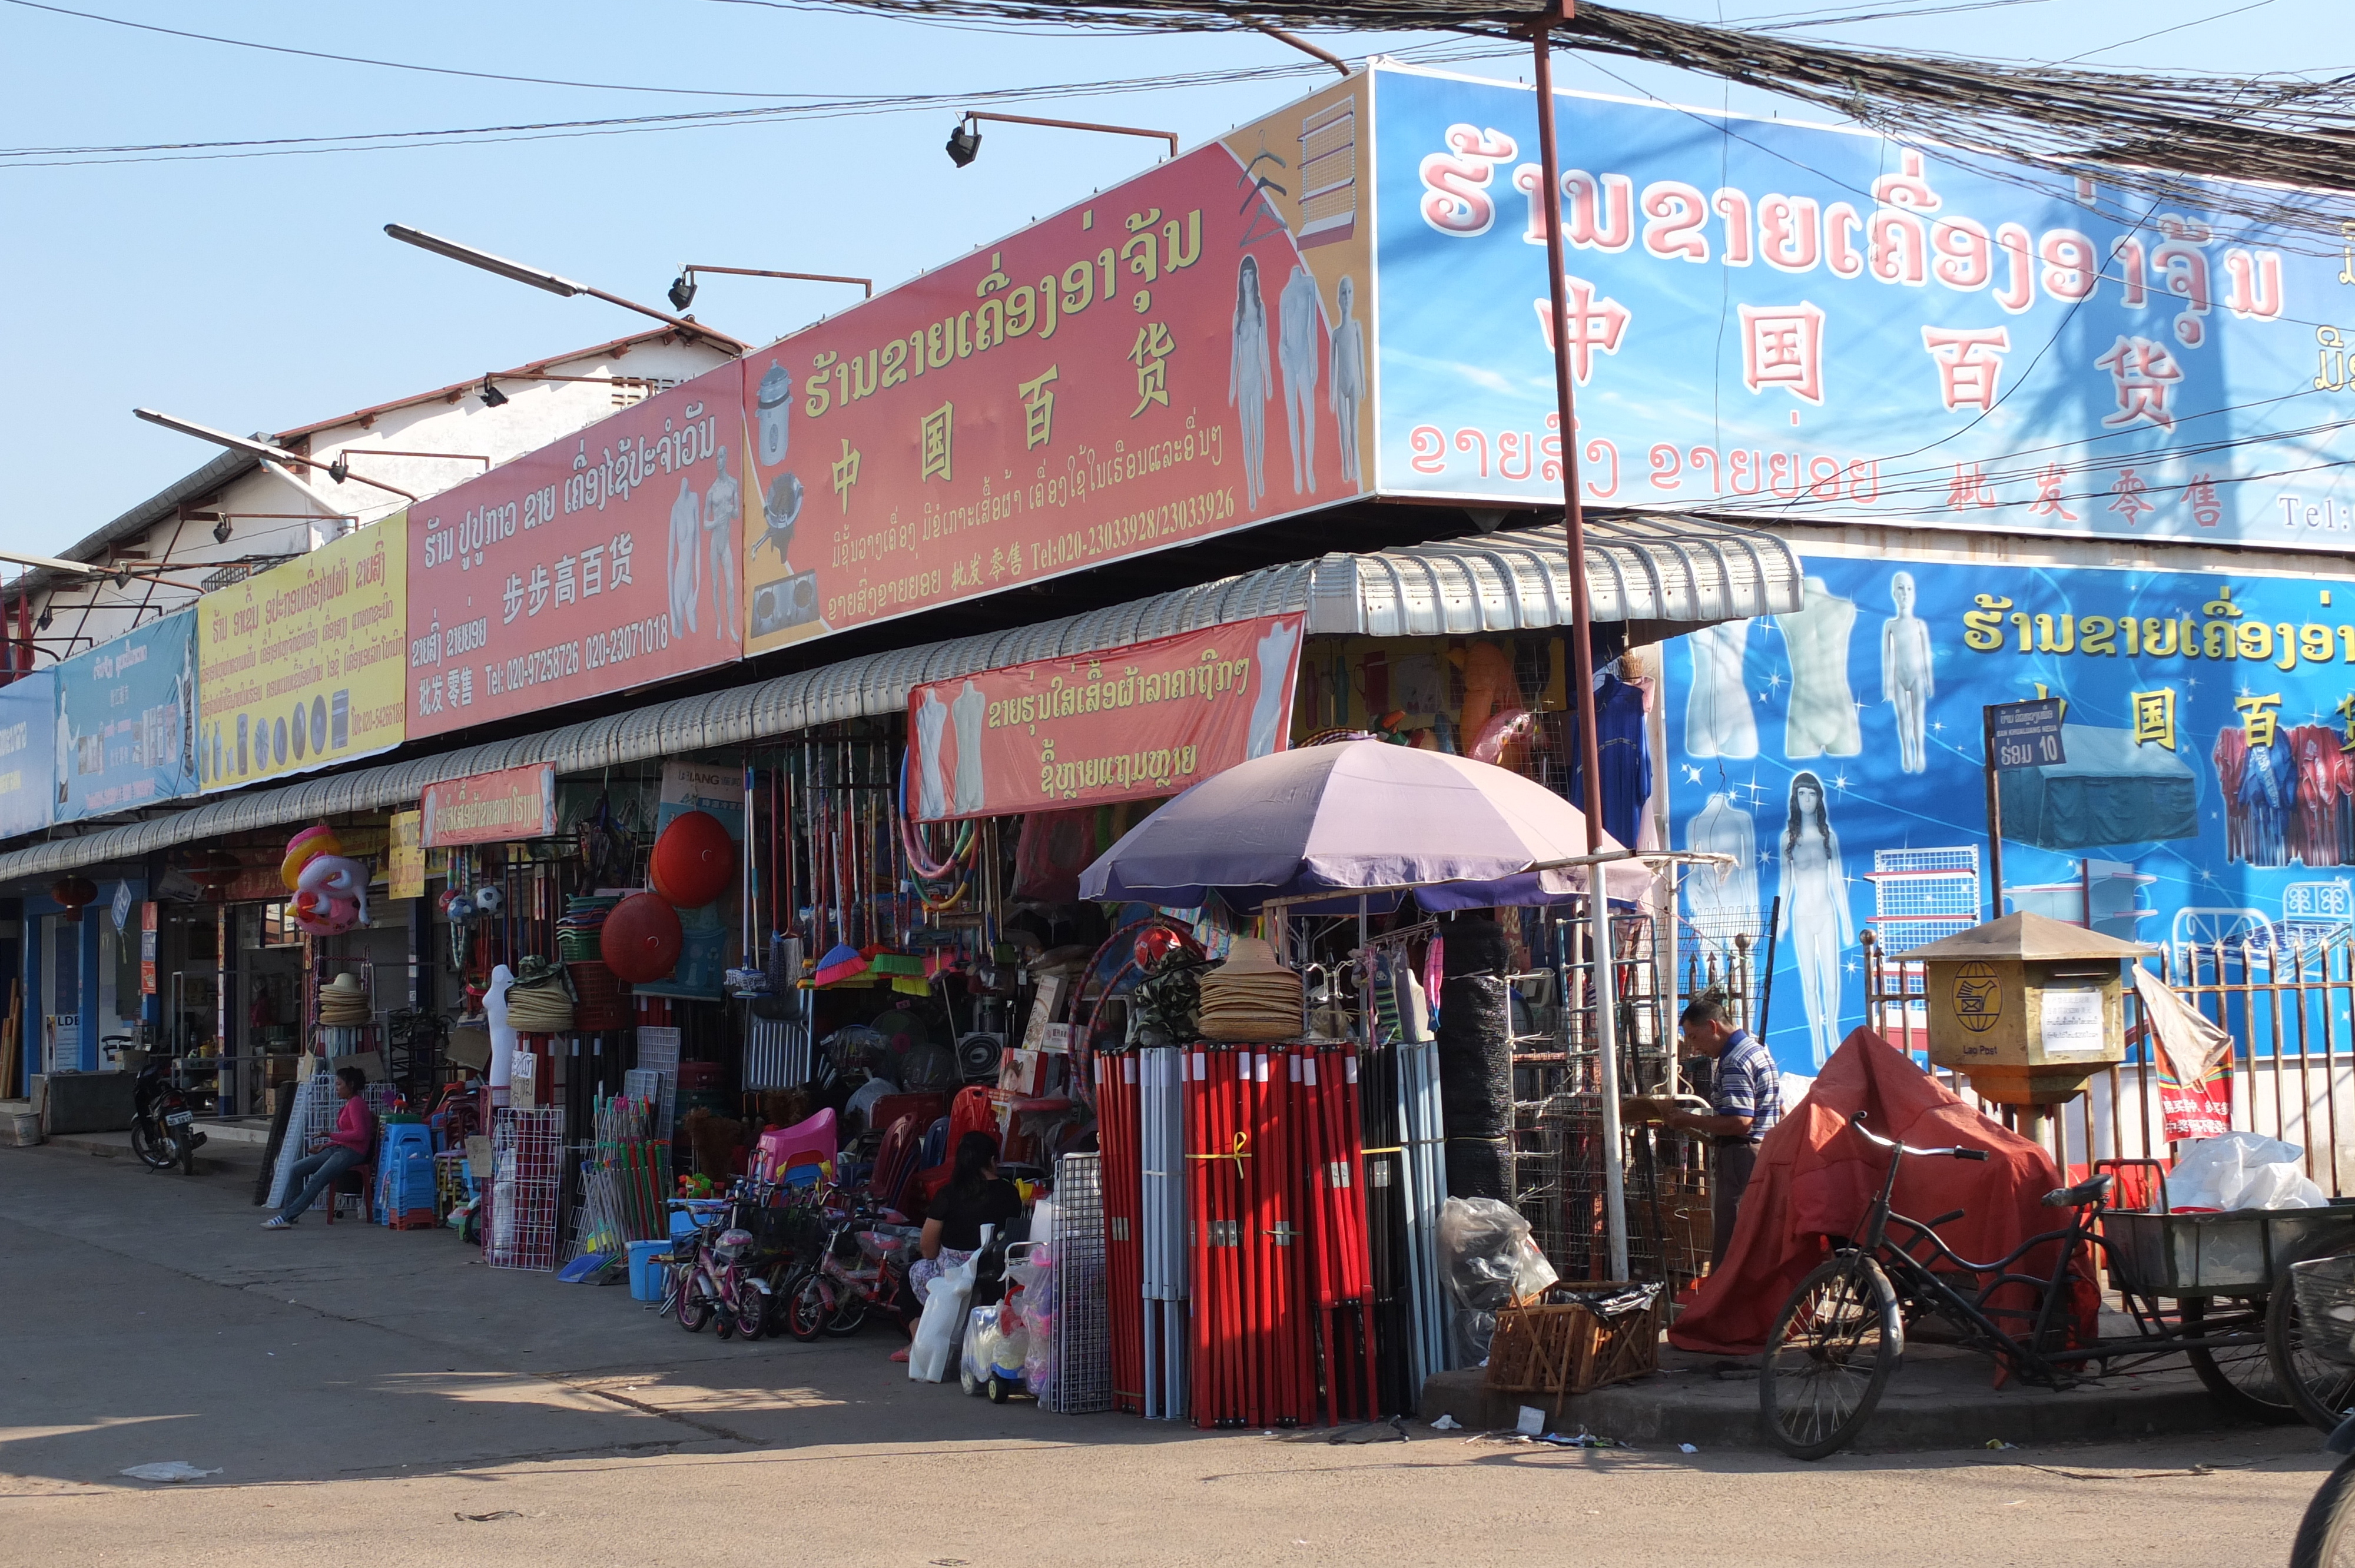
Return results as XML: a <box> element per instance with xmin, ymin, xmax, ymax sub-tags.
<box><xmin>755</xmin><ymin>360</ymin><xmax>793</xmax><ymax>467</ymax></box>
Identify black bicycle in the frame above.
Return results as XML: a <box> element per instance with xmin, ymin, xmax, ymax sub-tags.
<box><xmin>1759</xmin><ymin>1112</ymin><xmax>2268</xmax><ymax>1458</ymax></box>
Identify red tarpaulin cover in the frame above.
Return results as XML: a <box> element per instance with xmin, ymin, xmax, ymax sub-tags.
<box><xmin>1669</xmin><ymin>1027</ymin><xmax>2098</xmax><ymax>1358</ymax></box>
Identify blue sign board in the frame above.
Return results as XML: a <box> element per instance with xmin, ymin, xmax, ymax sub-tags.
<box><xmin>56</xmin><ymin>612</ymin><xmax>199</xmax><ymax>823</ymax></box>
<box><xmin>1666</xmin><ymin>554</ymin><xmax>2355</xmax><ymax>1075</ymax></box>
<box><xmin>1988</xmin><ymin>699</ymin><xmax>2067</xmax><ymax>770</ymax></box>
<box><xmin>0</xmin><ymin>670</ymin><xmax>55</xmax><ymax>839</ymax></box>
<box><xmin>1371</xmin><ymin>65</ymin><xmax>2352</xmax><ymax>550</ymax></box>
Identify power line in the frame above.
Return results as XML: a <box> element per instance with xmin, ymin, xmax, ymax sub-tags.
<box><xmin>2059</xmin><ymin>0</ymin><xmax>2279</xmax><ymax>65</ymax></box>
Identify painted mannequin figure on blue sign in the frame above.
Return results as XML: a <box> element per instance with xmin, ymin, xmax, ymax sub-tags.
<box><xmin>1777</xmin><ymin>770</ymin><xmax>1854</xmax><ymax>1069</ymax></box>
<box><xmin>1777</xmin><ymin>576</ymin><xmax>1861</xmax><ymax>760</ymax></box>
<box><xmin>1881</xmin><ymin>571</ymin><xmax>1935</xmax><ymax>774</ymax></box>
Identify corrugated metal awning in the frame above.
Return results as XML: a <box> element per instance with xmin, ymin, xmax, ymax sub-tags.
<box><xmin>0</xmin><ymin>511</ymin><xmax>1796</xmax><ymax>882</ymax></box>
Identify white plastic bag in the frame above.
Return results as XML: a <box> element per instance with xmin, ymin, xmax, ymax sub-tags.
<box><xmin>2167</xmin><ymin>1131</ymin><xmax>2328</xmax><ymax>1211</ymax></box>
<box><xmin>910</xmin><ymin>1251</ymin><xmax>979</xmax><ymax>1381</ymax></box>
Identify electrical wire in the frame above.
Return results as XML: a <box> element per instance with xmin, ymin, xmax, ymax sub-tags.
<box><xmin>0</xmin><ymin>37</ymin><xmax>1518</xmax><ymax>170</ymax></box>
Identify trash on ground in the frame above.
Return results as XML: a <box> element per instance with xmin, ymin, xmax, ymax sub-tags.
<box><xmin>120</xmin><ymin>1462</ymin><xmax>220</xmax><ymax>1483</ymax></box>
<box><xmin>1985</xmin><ymin>1439</ymin><xmax>2019</xmax><ymax>1450</ymax></box>
<box><xmin>1678</xmin><ymin>1443</ymin><xmax>1699</xmax><ymax>1453</ymax></box>
<box><xmin>1429</xmin><ymin>1413</ymin><xmax>1462</xmax><ymax>1431</ymax></box>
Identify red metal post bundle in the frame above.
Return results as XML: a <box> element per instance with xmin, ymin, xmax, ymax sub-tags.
<box><xmin>1183</xmin><ymin>1042</ymin><xmax>1379</xmax><ymax>1429</ymax></box>
<box><xmin>1097</xmin><ymin>1052</ymin><xmax>1146</xmax><ymax>1415</ymax></box>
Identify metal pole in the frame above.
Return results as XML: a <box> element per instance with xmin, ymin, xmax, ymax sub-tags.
<box><xmin>1981</xmin><ymin>704</ymin><xmax>2006</xmax><ymax>921</ymax></box>
<box><xmin>1530</xmin><ymin>8</ymin><xmax>1628</xmax><ymax>1283</ymax></box>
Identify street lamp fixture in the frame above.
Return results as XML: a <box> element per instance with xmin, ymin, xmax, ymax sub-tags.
<box><xmin>477</xmin><ymin>376</ymin><xmax>510</xmax><ymax>409</ymax></box>
<box><xmin>944</xmin><ymin>111</ymin><xmax>1180</xmax><ymax>168</ymax></box>
<box><xmin>382</xmin><ymin>224</ymin><xmax>747</xmax><ymax>353</ymax></box>
<box><xmin>132</xmin><ymin>407</ymin><xmax>420</xmax><ymax>503</ymax></box>
<box><xmin>669</xmin><ymin>265</ymin><xmax>874</xmax><ymax>312</ymax></box>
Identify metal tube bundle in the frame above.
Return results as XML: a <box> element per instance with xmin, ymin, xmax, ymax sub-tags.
<box><xmin>1138</xmin><ymin>1046</ymin><xmax>1188</xmax><ymax>1420</ymax></box>
<box><xmin>1097</xmin><ymin>1051</ymin><xmax>1146</xmax><ymax>1416</ymax></box>
<box><xmin>1181</xmin><ymin>1042</ymin><xmax>1379</xmax><ymax>1429</ymax></box>
<box><xmin>1395</xmin><ymin>1033</ymin><xmax>1448</xmax><ymax>1380</ymax></box>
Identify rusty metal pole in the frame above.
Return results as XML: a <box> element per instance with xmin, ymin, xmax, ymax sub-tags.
<box><xmin>1531</xmin><ymin>5</ymin><xmax>1629</xmax><ymax>1283</ymax></box>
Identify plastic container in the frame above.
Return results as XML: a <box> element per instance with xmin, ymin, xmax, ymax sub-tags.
<box><xmin>628</xmin><ymin>1240</ymin><xmax>671</xmax><ymax>1301</ymax></box>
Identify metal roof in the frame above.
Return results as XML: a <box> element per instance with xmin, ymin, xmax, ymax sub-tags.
<box><xmin>0</xmin><ymin>510</ymin><xmax>1797</xmax><ymax>883</ymax></box>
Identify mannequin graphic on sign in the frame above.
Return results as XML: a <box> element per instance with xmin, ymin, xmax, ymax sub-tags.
<box><xmin>1248</xmin><ymin>617</ymin><xmax>1301</xmax><ymax>759</ymax></box>
<box><xmin>916</xmin><ymin>687</ymin><xmax>950</xmax><ymax>819</ymax></box>
<box><xmin>951</xmin><ymin>680</ymin><xmax>986</xmax><ymax>815</ymax></box>
<box><xmin>667</xmin><ymin>478</ymin><xmax>702</xmax><ymax>639</ymax></box>
<box><xmin>1684</xmin><ymin>792</ymin><xmax>1760</xmax><ymax>936</ymax></box>
<box><xmin>1777</xmin><ymin>771</ymin><xmax>1854</xmax><ymax>1069</ymax></box>
<box><xmin>1683</xmin><ymin>620</ymin><xmax>1757</xmax><ymax>760</ymax></box>
<box><xmin>1777</xmin><ymin>576</ymin><xmax>1860</xmax><ymax>759</ymax></box>
<box><xmin>704</xmin><ymin>448</ymin><xmax>741</xmax><ymax>646</ymax></box>
<box><xmin>1229</xmin><ymin>254</ymin><xmax>1272</xmax><ymax>511</ymax></box>
<box><xmin>1880</xmin><ymin>571</ymin><xmax>1934</xmax><ymax>774</ymax></box>
<box><xmin>1277</xmin><ymin>264</ymin><xmax>1321</xmax><ymax>497</ymax></box>
<box><xmin>1328</xmin><ymin>275</ymin><xmax>1367</xmax><ymax>486</ymax></box>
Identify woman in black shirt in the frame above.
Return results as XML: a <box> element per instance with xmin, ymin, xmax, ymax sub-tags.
<box><xmin>910</xmin><ymin>1132</ymin><xmax>1022</xmax><ymax>1303</ymax></box>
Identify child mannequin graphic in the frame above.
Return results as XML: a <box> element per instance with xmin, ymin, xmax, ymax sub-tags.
<box><xmin>1880</xmin><ymin>572</ymin><xmax>1933</xmax><ymax>774</ymax></box>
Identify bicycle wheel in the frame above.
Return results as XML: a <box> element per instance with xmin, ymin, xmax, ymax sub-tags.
<box><xmin>822</xmin><ymin>1290</ymin><xmax>869</xmax><ymax>1338</ymax></box>
<box><xmin>2273</xmin><ymin>1275</ymin><xmax>2355</xmax><ymax>1433</ymax></box>
<box><xmin>732</xmin><ymin>1288</ymin><xmax>768</xmax><ymax>1343</ymax></box>
<box><xmin>2293</xmin><ymin>1454</ymin><xmax>2355</xmax><ymax>1568</ymax></box>
<box><xmin>780</xmin><ymin>1269</ymin><xmax>831</xmax><ymax>1343</ymax></box>
<box><xmin>1759</xmin><ymin>1252</ymin><xmax>1903</xmax><ymax>1460</ymax></box>
<box><xmin>2185</xmin><ymin>1295</ymin><xmax>2300</xmax><ymax>1423</ymax></box>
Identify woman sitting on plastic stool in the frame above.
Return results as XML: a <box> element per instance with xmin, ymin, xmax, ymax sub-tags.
<box><xmin>264</xmin><ymin>1067</ymin><xmax>374</xmax><ymax>1228</ymax></box>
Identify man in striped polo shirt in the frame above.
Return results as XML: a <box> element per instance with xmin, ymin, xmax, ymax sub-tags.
<box><xmin>1666</xmin><ymin>992</ymin><xmax>1784</xmax><ymax>1270</ymax></box>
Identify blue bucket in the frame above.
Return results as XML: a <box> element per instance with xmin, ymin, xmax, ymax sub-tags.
<box><xmin>628</xmin><ymin>1240</ymin><xmax>671</xmax><ymax>1302</ymax></box>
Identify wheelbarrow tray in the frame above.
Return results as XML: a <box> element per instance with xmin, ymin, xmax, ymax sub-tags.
<box><xmin>2102</xmin><ymin>1207</ymin><xmax>2355</xmax><ymax>1298</ymax></box>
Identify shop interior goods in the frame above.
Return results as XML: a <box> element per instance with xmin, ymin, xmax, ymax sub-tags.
<box><xmin>651</xmin><ymin>809</ymin><xmax>737</xmax><ymax>908</ymax></box>
<box><xmin>591</xmin><ymin>1090</ymin><xmax>671</xmax><ymax>1243</ymax></box>
<box><xmin>1183</xmin><ymin>1042</ymin><xmax>1379</xmax><ymax>1429</ymax></box>
<box><xmin>1043</xmin><ymin>1151</ymin><xmax>1113</xmax><ymax>1414</ymax></box>
<box><xmin>319</xmin><ymin>971</ymin><xmax>371</xmax><ymax>1028</ymax></box>
<box><xmin>1360</xmin><ymin>1026</ymin><xmax>1451</xmax><ymax>1397</ymax></box>
<box><xmin>1196</xmin><ymin>938</ymin><xmax>1303</xmax><ymax>1043</ymax></box>
<box><xmin>487</xmin><ymin>1107</ymin><xmax>565</xmax><ymax>1272</ymax></box>
<box><xmin>503</xmin><ymin>958</ymin><xmax>576</xmax><ymax>1034</ymax></box>
<box><xmin>602</xmin><ymin>893</ymin><xmax>684</xmax><ymax>984</ymax></box>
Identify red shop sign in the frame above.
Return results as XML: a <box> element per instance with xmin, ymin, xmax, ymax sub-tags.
<box><xmin>421</xmin><ymin>763</ymin><xmax>558</xmax><ymax>847</ymax></box>
<box><xmin>906</xmin><ymin>615</ymin><xmax>1303</xmax><ymax>821</ymax></box>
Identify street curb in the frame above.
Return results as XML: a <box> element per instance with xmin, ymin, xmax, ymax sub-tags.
<box><xmin>1415</xmin><ymin>1361</ymin><xmax>2254</xmax><ymax>1452</ymax></box>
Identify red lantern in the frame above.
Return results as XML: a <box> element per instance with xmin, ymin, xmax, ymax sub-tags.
<box><xmin>649</xmin><ymin>810</ymin><xmax>735</xmax><ymax>909</ymax></box>
<box><xmin>601</xmin><ymin>892</ymin><xmax>682</xmax><ymax>984</ymax></box>
<box><xmin>50</xmin><ymin>876</ymin><xmax>97</xmax><ymax>922</ymax></box>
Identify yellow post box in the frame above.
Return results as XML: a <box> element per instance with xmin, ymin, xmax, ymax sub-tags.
<box><xmin>1909</xmin><ymin>911</ymin><xmax>2147</xmax><ymax>1109</ymax></box>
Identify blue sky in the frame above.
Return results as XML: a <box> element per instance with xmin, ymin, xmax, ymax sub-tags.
<box><xmin>1</xmin><ymin>0</ymin><xmax>2345</xmax><ymax>556</ymax></box>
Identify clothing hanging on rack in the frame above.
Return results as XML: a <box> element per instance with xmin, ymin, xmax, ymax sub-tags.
<box><xmin>1558</xmin><ymin>673</ymin><xmax>1651</xmax><ymax>850</ymax></box>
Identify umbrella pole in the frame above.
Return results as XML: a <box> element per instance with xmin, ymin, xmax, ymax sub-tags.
<box><xmin>1530</xmin><ymin>7</ymin><xmax>1629</xmax><ymax>1284</ymax></box>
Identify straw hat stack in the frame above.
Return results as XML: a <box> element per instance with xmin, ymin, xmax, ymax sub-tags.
<box><xmin>1195</xmin><ymin>937</ymin><xmax>1303</xmax><ymax>1043</ymax></box>
<box><xmin>319</xmin><ymin>972</ymin><xmax>371</xmax><ymax>1027</ymax></box>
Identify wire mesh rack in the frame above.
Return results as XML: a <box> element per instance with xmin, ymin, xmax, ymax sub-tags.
<box><xmin>1510</xmin><ymin>908</ymin><xmax>1710</xmax><ymax>1299</ymax></box>
<box><xmin>487</xmin><ymin>1107</ymin><xmax>565</xmax><ymax>1272</ymax></box>
<box><xmin>1046</xmin><ymin>1151</ymin><xmax>1113</xmax><ymax>1415</ymax></box>
<box><xmin>1864</xmin><ymin>845</ymin><xmax>1983</xmax><ymax>955</ymax></box>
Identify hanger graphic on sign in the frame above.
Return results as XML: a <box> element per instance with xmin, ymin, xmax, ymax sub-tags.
<box><xmin>1236</xmin><ymin>146</ymin><xmax>1292</xmax><ymax>248</ymax></box>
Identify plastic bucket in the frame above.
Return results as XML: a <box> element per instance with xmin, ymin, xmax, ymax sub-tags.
<box><xmin>628</xmin><ymin>1240</ymin><xmax>670</xmax><ymax>1302</ymax></box>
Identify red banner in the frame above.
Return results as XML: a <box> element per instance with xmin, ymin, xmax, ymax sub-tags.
<box><xmin>907</xmin><ymin>616</ymin><xmax>1303</xmax><ymax>820</ymax></box>
<box><xmin>406</xmin><ymin>362</ymin><xmax>745</xmax><ymax>738</ymax></box>
<box><xmin>422</xmin><ymin>763</ymin><xmax>557</xmax><ymax>847</ymax></box>
<box><xmin>741</xmin><ymin>82</ymin><xmax>1371</xmax><ymax>656</ymax></box>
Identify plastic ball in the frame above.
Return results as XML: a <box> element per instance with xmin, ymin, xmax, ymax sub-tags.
<box><xmin>602</xmin><ymin>892</ymin><xmax>682</xmax><ymax>984</ymax></box>
<box><xmin>649</xmin><ymin>810</ymin><xmax>735</xmax><ymax>909</ymax></box>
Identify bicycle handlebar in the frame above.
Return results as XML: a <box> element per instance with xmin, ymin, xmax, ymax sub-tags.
<box><xmin>1849</xmin><ymin>1111</ymin><xmax>1991</xmax><ymax>1161</ymax></box>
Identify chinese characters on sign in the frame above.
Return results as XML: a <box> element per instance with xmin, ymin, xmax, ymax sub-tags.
<box><xmin>406</xmin><ymin>361</ymin><xmax>742</xmax><ymax>739</ymax></box>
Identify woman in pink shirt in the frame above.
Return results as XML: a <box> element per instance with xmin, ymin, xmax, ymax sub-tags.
<box><xmin>264</xmin><ymin>1067</ymin><xmax>374</xmax><ymax>1228</ymax></box>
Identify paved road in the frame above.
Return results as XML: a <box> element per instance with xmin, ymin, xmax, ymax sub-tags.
<box><xmin>0</xmin><ymin>1138</ymin><xmax>2331</xmax><ymax>1567</ymax></box>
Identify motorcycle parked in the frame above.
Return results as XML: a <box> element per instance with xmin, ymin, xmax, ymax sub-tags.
<box><xmin>130</xmin><ymin>1059</ymin><xmax>204</xmax><ymax>1174</ymax></box>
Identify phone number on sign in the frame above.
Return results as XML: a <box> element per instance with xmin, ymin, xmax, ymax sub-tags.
<box><xmin>483</xmin><ymin>613</ymin><xmax>672</xmax><ymax>697</ymax></box>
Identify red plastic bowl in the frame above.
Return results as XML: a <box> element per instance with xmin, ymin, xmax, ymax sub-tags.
<box><xmin>649</xmin><ymin>810</ymin><xmax>735</xmax><ymax>909</ymax></box>
<box><xmin>601</xmin><ymin>892</ymin><xmax>684</xmax><ymax>983</ymax></box>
